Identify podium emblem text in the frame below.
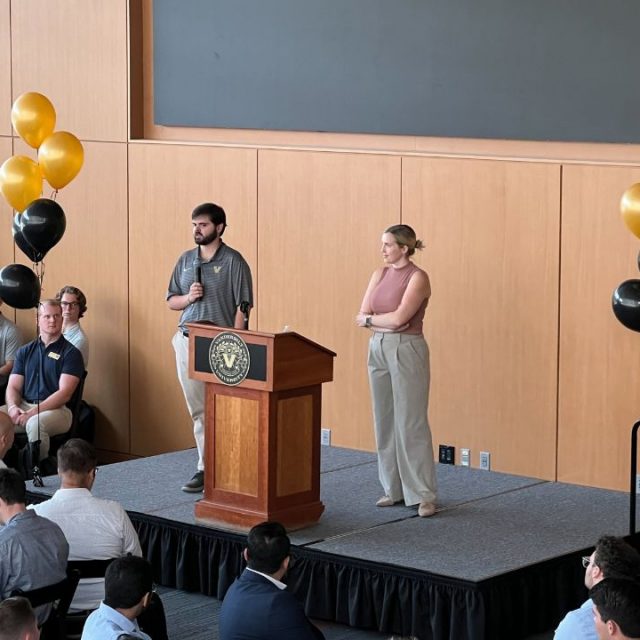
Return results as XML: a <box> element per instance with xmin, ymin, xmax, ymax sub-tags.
<box><xmin>208</xmin><ymin>332</ymin><xmax>251</xmax><ymax>385</ymax></box>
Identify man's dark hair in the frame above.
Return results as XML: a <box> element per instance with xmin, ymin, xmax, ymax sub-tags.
<box><xmin>245</xmin><ymin>521</ymin><xmax>290</xmax><ymax>574</ymax></box>
<box><xmin>192</xmin><ymin>202</ymin><xmax>227</xmax><ymax>234</ymax></box>
<box><xmin>104</xmin><ymin>555</ymin><xmax>154</xmax><ymax>609</ymax></box>
<box><xmin>0</xmin><ymin>597</ymin><xmax>37</xmax><ymax>640</ymax></box>
<box><xmin>56</xmin><ymin>285</ymin><xmax>88</xmax><ymax>318</ymax></box>
<box><xmin>57</xmin><ymin>438</ymin><xmax>98</xmax><ymax>474</ymax></box>
<box><xmin>0</xmin><ymin>469</ymin><xmax>26</xmax><ymax>506</ymax></box>
<box><xmin>595</xmin><ymin>536</ymin><xmax>640</xmax><ymax>580</ymax></box>
<box><xmin>591</xmin><ymin>578</ymin><xmax>640</xmax><ymax>637</ymax></box>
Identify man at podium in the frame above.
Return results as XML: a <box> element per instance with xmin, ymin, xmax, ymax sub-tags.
<box><xmin>167</xmin><ymin>202</ymin><xmax>253</xmax><ymax>493</ymax></box>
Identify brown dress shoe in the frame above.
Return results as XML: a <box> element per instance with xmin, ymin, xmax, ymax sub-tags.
<box><xmin>418</xmin><ymin>501</ymin><xmax>436</xmax><ymax>517</ymax></box>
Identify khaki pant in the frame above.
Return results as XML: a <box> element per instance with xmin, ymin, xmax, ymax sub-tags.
<box><xmin>2</xmin><ymin>403</ymin><xmax>72</xmax><ymax>460</ymax></box>
<box><xmin>367</xmin><ymin>332</ymin><xmax>437</xmax><ymax>506</ymax></box>
<box><xmin>172</xmin><ymin>331</ymin><xmax>205</xmax><ymax>471</ymax></box>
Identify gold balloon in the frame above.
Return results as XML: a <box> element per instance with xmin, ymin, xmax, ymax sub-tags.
<box><xmin>38</xmin><ymin>131</ymin><xmax>84</xmax><ymax>190</ymax></box>
<box><xmin>621</xmin><ymin>183</ymin><xmax>640</xmax><ymax>240</ymax></box>
<box><xmin>11</xmin><ymin>92</ymin><xmax>56</xmax><ymax>149</ymax></box>
<box><xmin>0</xmin><ymin>155</ymin><xmax>43</xmax><ymax>212</ymax></box>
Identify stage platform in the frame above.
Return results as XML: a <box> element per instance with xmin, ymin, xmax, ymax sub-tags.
<box><xmin>27</xmin><ymin>446</ymin><xmax>640</xmax><ymax>640</ymax></box>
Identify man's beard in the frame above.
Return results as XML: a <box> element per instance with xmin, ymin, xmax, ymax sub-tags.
<box><xmin>195</xmin><ymin>229</ymin><xmax>218</xmax><ymax>246</ymax></box>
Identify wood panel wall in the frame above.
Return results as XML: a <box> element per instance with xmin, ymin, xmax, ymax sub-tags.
<box><xmin>559</xmin><ymin>166</ymin><xmax>640</xmax><ymax>490</ymax></box>
<box><xmin>403</xmin><ymin>158</ymin><xmax>561</xmax><ymax>479</ymax></box>
<box><xmin>0</xmin><ymin>0</ymin><xmax>10</xmax><ymax>138</ymax></box>
<box><xmin>128</xmin><ymin>142</ymin><xmax>257</xmax><ymax>457</ymax></box>
<box><xmin>258</xmin><ymin>149</ymin><xmax>400</xmax><ymax>450</ymax></box>
<box><xmin>10</xmin><ymin>0</ymin><xmax>128</xmax><ymax>142</ymax></box>
<box><xmin>1</xmin><ymin>0</ymin><xmax>640</xmax><ymax>489</ymax></box>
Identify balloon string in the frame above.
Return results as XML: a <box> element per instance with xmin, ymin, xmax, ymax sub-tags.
<box><xmin>34</xmin><ymin>260</ymin><xmax>45</xmax><ymax>290</ymax></box>
<box><xmin>51</xmin><ymin>190</ymin><xmax>58</xmax><ymax>201</ymax></box>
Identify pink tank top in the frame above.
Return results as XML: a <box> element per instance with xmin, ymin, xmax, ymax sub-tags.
<box><xmin>369</xmin><ymin>263</ymin><xmax>427</xmax><ymax>334</ymax></box>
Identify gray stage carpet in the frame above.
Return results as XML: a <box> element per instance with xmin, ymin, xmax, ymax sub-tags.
<box><xmin>27</xmin><ymin>445</ymin><xmax>638</xmax><ymax>584</ymax></box>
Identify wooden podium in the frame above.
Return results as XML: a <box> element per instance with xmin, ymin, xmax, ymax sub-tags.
<box><xmin>187</xmin><ymin>322</ymin><xmax>335</xmax><ymax>531</ymax></box>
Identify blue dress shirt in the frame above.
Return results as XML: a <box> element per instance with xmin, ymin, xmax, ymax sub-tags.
<box><xmin>81</xmin><ymin>602</ymin><xmax>151</xmax><ymax>640</ymax></box>
<box><xmin>554</xmin><ymin>598</ymin><xmax>597</xmax><ymax>640</ymax></box>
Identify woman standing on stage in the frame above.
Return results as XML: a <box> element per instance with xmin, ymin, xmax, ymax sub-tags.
<box><xmin>356</xmin><ymin>224</ymin><xmax>437</xmax><ymax>518</ymax></box>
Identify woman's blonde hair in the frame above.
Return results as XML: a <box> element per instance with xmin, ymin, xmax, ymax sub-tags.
<box><xmin>384</xmin><ymin>224</ymin><xmax>424</xmax><ymax>256</ymax></box>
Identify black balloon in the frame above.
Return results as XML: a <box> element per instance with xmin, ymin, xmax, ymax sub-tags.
<box><xmin>0</xmin><ymin>264</ymin><xmax>41</xmax><ymax>309</ymax></box>
<box><xmin>20</xmin><ymin>198</ymin><xmax>66</xmax><ymax>259</ymax></box>
<box><xmin>12</xmin><ymin>213</ymin><xmax>45</xmax><ymax>263</ymax></box>
<box><xmin>612</xmin><ymin>279</ymin><xmax>640</xmax><ymax>332</ymax></box>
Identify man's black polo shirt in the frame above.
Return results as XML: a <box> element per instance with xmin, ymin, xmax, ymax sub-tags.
<box><xmin>13</xmin><ymin>336</ymin><xmax>84</xmax><ymax>403</ymax></box>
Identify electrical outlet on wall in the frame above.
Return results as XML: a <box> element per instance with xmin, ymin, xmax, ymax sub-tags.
<box><xmin>321</xmin><ymin>429</ymin><xmax>331</xmax><ymax>446</ymax></box>
<box><xmin>460</xmin><ymin>448</ymin><xmax>470</xmax><ymax>467</ymax></box>
<box><xmin>438</xmin><ymin>445</ymin><xmax>455</xmax><ymax>465</ymax></box>
<box><xmin>479</xmin><ymin>451</ymin><xmax>491</xmax><ymax>471</ymax></box>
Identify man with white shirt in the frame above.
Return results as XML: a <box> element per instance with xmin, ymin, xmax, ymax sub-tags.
<box><xmin>56</xmin><ymin>286</ymin><xmax>89</xmax><ymax>369</ymax></box>
<box><xmin>32</xmin><ymin>438</ymin><xmax>141</xmax><ymax>611</ymax></box>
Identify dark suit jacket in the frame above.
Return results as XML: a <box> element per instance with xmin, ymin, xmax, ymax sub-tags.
<box><xmin>219</xmin><ymin>569</ymin><xmax>325</xmax><ymax>640</ymax></box>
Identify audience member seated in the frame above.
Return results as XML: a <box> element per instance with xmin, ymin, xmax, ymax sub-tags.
<box><xmin>219</xmin><ymin>521</ymin><xmax>325</xmax><ymax>640</ymax></box>
<box><xmin>0</xmin><ymin>298</ymin><xmax>21</xmax><ymax>400</ymax></box>
<box><xmin>0</xmin><ymin>468</ymin><xmax>69</xmax><ymax>625</ymax></box>
<box><xmin>554</xmin><ymin>535</ymin><xmax>640</xmax><ymax>639</ymax></box>
<box><xmin>0</xmin><ymin>596</ymin><xmax>40</xmax><ymax>640</ymax></box>
<box><xmin>81</xmin><ymin>555</ymin><xmax>154</xmax><ymax>640</ymax></box>
<box><xmin>0</xmin><ymin>413</ymin><xmax>15</xmax><ymax>470</ymax></box>
<box><xmin>0</xmin><ymin>299</ymin><xmax>83</xmax><ymax>461</ymax></box>
<box><xmin>590</xmin><ymin>578</ymin><xmax>640</xmax><ymax>640</ymax></box>
<box><xmin>56</xmin><ymin>286</ymin><xmax>89</xmax><ymax>369</ymax></box>
<box><xmin>31</xmin><ymin>438</ymin><xmax>141</xmax><ymax>612</ymax></box>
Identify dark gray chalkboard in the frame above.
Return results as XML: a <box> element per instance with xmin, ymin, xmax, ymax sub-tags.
<box><xmin>153</xmin><ymin>0</ymin><xmax>640</xmax><ymax>143</ymax></box>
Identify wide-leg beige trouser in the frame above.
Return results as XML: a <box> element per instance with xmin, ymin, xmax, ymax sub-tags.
<box><xmin>367</xmin><ymin>332</ymin><xmax>437</xmax><ymax>506</ymax></box>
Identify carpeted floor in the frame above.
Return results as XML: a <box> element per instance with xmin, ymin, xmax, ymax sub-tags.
<box><xmin>158</xmin><ymin>584</ymin><xmax>554</xmax><ymax>640</ymax></box>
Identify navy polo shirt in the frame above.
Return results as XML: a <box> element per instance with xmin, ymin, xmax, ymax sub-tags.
<box><xmin>13</xmin><ymin>336</ymin><xmax>84</xmax><ymax>403</ymax></box>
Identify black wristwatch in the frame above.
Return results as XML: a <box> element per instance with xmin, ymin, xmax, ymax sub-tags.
<box><xmin>365</xmin><ymin>315</ymin><xmax>372</xmax><ymax>328</ymax></box>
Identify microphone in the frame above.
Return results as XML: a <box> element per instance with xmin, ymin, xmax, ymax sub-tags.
<box><xmin>193</xmin><ymin>256</ymin><xmax>203</xmax><ymax>299</ymax></box>
<box><xmin>240</xmin><ymin>301</ymin><xmax>250</xmax><ymax>330</ymax></box>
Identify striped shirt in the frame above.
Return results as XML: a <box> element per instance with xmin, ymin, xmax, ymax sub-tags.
<box><xmin>167</xmin><ymin>243</ymin><xmax>253</xmax><ymax>331</ymax></box>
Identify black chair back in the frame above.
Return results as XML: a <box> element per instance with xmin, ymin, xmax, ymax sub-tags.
<box><xmin>64</xmin><ymin>558</ymin><xmax>114</xmax><ymax>639</ymax></box>
<box><xmin>11</xmin><ymin>567</ymin><xmax>81</xmax><ymax>640</ymax></box>
<box><xmin>67</xmin><ymin>558</ymin><xmax>113</xmax><ymax>578</ymax></box>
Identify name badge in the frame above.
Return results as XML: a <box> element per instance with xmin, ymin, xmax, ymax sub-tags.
<box><xmin>48</xmin><ymin>352</ymin><xmax>61</xmax><ymax>360</ymax></box>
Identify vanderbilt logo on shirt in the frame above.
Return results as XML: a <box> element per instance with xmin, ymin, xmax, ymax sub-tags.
<box><xmin>208</xmin><ymin>332</ymin><xmax>250</xmax><ymax>385</ymax></box>
<box><xmin>213</xmin><ymin>266</ymin><xmax>222</xmax><ymax>274</ymax></box>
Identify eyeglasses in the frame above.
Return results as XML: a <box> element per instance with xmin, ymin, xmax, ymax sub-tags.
<box><xmin>582</xmin><ymin>556</ymin><xmax>592</xmax><ymax>569</ymax></box>
<box><xmin>60</xmin><ymin>301</ymin><xmax>79</xmax><ymax>308</ymax></box>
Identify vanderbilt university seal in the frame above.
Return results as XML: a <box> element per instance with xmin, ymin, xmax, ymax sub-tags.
<box><xmin>208</xmin><ymin>332</ymin><xmax>251</xmax><ymax>385</ymax></box>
